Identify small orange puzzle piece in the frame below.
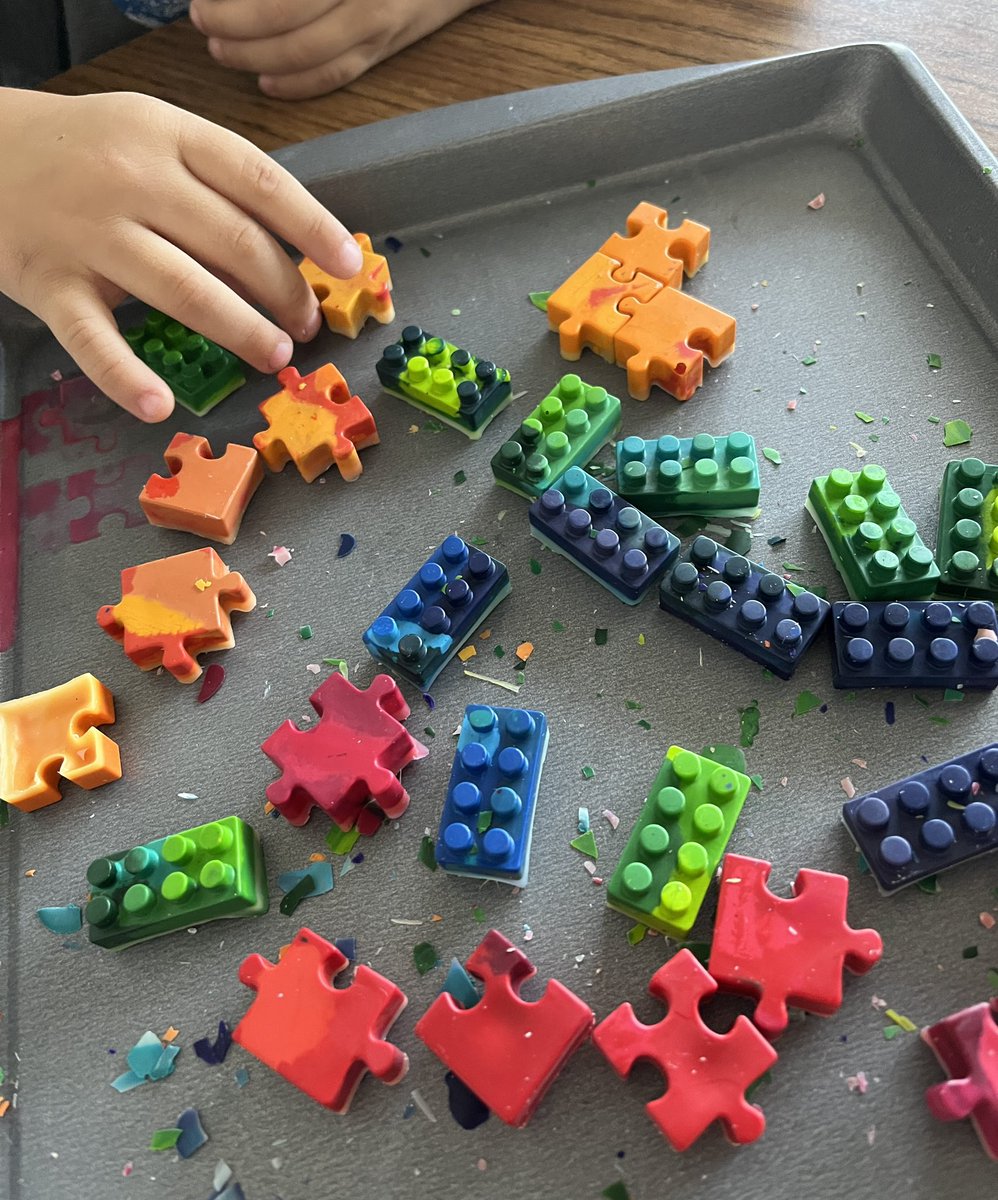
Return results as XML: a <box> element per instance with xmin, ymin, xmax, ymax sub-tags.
<box><xmin>139</xmin><ymin>433</ymin><xmax>264</xmax><ymax>545</ymax></box>
<box><xmin>600</xmin><ymin>202</ymin><xmax>711</xmax><ymax>286</ymax></box>
<box><xmin>546</xmin><ymin>253</ymin><xmax>663</xmax><ymax>362</ymax></box>
<box><xmin>96</xmin><ymin>546</ymin><xmax>256</xmax><ymax>683</ymax></box>
<box><xmin>299</xmin><ymin>233</ymin><xmax>395</xmax><ymax>338</ymax></box>
<box><xmin>254</xmin><ymin>363</ymin><xmax>379</xmax><ymax>484</ymax></box>
<box><xmin>0</xmin><ymin>673</ymin><xmax>121</xmax><ymax>812</ymax></box>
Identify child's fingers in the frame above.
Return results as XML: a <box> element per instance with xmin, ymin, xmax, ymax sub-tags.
<box><xmin>178</xmin><ymin>120</ymin><xmax>363</xmax><ymax>279</ymax></box>
<box><xmin>259</xmin><ymin>48</ymin><xmax>372</xmax><ymax>100</ymax></box>
<box><xmin>190</xmin><ymin>0</ymin><xmax>339</xmax><ymax>42</ymax></box>
<box><xmin>46</xmin><ymin>291</ymin><xmax>174</xmax><ymax>422</ymax></box>
<box><xmin>206</xmin><ymin>8</ymin><xmax>369</xmax><ymax>76</ymax></box>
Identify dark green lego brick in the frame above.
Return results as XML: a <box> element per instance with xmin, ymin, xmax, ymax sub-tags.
<box><xmin>606</xmin><ymin>746</ymin><xmax>749</xmax><ymax>938</ymax></box>
<box><xmin>85</xmin><ymin>815</ymin><xmax>268</xmax><ymax>950</ymax></box>
<box><xmin>805</xmin><ymin>465</ymin><xmax>940</xmax><ymax>600</ymax></box>
<box><xmin>491</xmin><ymin>374</ymin><xmax>621</xmax><ymax>498</ymax></box>
<box><xmin>935</xmin><ymin>458</ymin><xmax>998</xmax><ymax>599</ymax></box>
<box><xmin>616</xmin><ymin>432</ymin><xmax>760</xmax><ymax>516</ymax></box>
<box><xmin>123</xmin><ymin>311</ymin><xmax>246</xmax><ymax>415</ymax></box>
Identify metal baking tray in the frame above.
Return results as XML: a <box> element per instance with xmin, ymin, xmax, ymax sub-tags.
<box><xmin>3</xmin><ymin>41</ymin><xmax>998</xmax><ymax>1200</ymax></box>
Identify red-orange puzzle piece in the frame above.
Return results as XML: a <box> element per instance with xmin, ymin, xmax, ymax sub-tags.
<box><xmin>254</xmin><ymin>363</ymin><xmax>379</xmax><ymax>484</ymax></box>
<box><xmin>299</xmin><ymin>233</ymin><xmax>395</xmax><ymax>338</ymax></box>
<box><xmin>96</xmin><ymin>546</ymin><xmax>256</xmax><ymax>684</ymax></box>
<box><xmin>139</xmin><ymin>433</ymin><xmax>264</xmax><ymax>545</ymax></box>
<box><xmin>234</xmin><ymin>927</ymin><xmax>409</xmax><ymax>1112</ymax></box>
<box><xmin>0</xmin><ymin>673</ymin><xmax>121</xmax><ymax>812</ymax></box>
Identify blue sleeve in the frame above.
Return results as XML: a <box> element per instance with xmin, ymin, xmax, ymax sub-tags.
<box><xmin>110</xmin><ymin>0</ymin><xmax>189</xmax><ymax>27</ymax></box>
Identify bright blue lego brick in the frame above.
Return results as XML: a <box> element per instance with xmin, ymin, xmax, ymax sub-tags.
<box><xmin>842</xmin><ymin>744</ymin><xmax>998</xmax><ymax>893</ymax></box>
<box><xmin>363</xmin><ymin>536</ymin><xmax>511</xmax><ymax>688</ymax></box>
<box><xmin>435</xmin><ymin>705</ymin><xmax>549</xmax><ymax>885</ymax></box>
<box><xmin>658</xmin><ymin>535</ymin><xmax>829</xmax><ymax>679</ymax></box>
<box><xmin>527</xmin><ymin>466</ymin><xmax>679</xmax><ymax>604</ymax></box>
<box><xmin>831</xmin><ymin>599</ymin><xmax>998</xmax><ymax>690</ymax></box>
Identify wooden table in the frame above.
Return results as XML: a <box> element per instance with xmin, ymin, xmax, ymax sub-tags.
<box><xmin>46</xmin><ymin>1</ymin><xmax>998</xmax><ymax>152</ymax></box>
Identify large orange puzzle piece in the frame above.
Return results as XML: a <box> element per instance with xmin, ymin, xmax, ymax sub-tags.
<box><xmin>254</xmin><ymin>363</ymin><xmax>379</xmax><ymax>484</ymax></box>
<box><xmin>0</xmin><ymin>673</ymin><xmax>121</xmax><ymax>812</ymax></box>
<box><xmin>299</xmin><ymin>233</ymin><xmax>395</xmax><ymax>338</ymax></box>
<box><xmin>97</xmin><ymin>546</ymin><xmax>256</xmax><ymax>683</ymax></box>
<box><xmin>139</xmin><ymin>433</ymin><xmax>264</xmax><ymax>545</ymax></box>
<box><xmin>600</xmin><ymin>201</ymin><xmax>711</xmax><ymax>285</ymax></box>
<box><xmin>546</xmin><ymin>255</ymin><xmax>663</xmax><ymax>362</ymax></box>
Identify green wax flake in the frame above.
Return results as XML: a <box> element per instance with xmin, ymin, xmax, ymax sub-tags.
<box><xmin>493</xmin><ymin>644</ymin><xmax>505</xmax><ymax>659</ymax></box>
<box><xmin>552</xmin><ymin>620</ymin><xmax>566</xmax><ymax>632</ymax></box>
<box><xmin>809</xmin><ymin>583</ymin><xmax>829</xmax><ymax>599</ymax></box>
<box><xmin>782</xmin><ymin>562</ymin><xmax>806</xmax><ymax>573</ymax></box>
<box><xmin>963</xmin><ymin>946</ymin><xmax>979</xmax><ymax>959</ymax></box>
<box><xmin>857</xmin><ymin>852</ymin><xmax>870</xmax><ymax>874</ymax></box>
<box><xmin>927</xmin><ymin>352</ymin><xmax>943</xmax><ymax>370</ymax></box>
<box><xmin>265</xmin><ymin>609</ymin><xmax>274</xmax><ymax>618</ymax></box>
<box><xmin>801</xmin><ymin>355</ymin><xmax>817</xmax><ymax>366</ymax></box>
<box><xmin>678</xmin><ymin>941</ymin><xmax>712</xmax><ymax>966</ymax></box>
<box><xmin>470</xmin><ymin>536</ymin><xmax>487</xmax><ymax>547</ymax></box>
<box><xmin>914</xmin><ymin>694</ymin><xmax>932</xmax><ymax>708</ymax></box>
<box><xmin>473</xmin><ymin>906</ymin><xmax>486</xmax><ymax>923</ymax></box>
<box><xmin>750</xmin><ymin>774</ymin><xmax>765</xmax><ymax>792</ymax></box>
<box><xmin>581</xmin><ymin>765</ymin><xmax>596</xmax><ymax>780</ymax></box>
<box><xmin>762</xmin><ymin>447</ymin><xmax>782</xmax><ymax>466</ymax></box>
<box><xmin>322</xmin><ymin>658</ymin><xmax>349</xmax><ymax>679</ymax></box>
<box><xmin>571</xmin><ymin>830</ymin><xmax>599</xmax><ymax>859</ymax></box>
<box><xmin>984</xmin><ymin>166</ymin><xmax>994</xmax><ymax>175</ymax></box>
<box><xmin>326</xmin><ymin>826</ymin><xmax>361</xmax><ymax>855</ymax></box>
<box><xmin>529</xmin><ymin>558</ymin><xmax>542</xmax><ymax>575</ymax></box>
<box><xmin>927</xmin><ymin>416</ymin><xmax>940</xmax><ymax>424</ymax></box>
<box><xmin>745</xmin><ymin>1070</ymin><xmax>773</xmax><ymax>1101</ymax></box>
<box><xmin>626</xmin><ymin>924</ymin><xmax>646</xmax><ymax>946</ymax></box>
<box><xmin>727</xmin><ymin>528</ymin><xmax>753</xmax><ymax>556</ymax></box>
<box><xmin>944</xmin><ymin>419</ymin><xmax>972</xmax><ymax>447</ymax></box>
<box><xmin>413</xmin><ymin>942</ymin><xmax>439</xmax><ymax>976</ymax></box>
<box><xmin>595</xmin><ymin>628</ymin><xmax>608</xmax><ymax>646</ymax></box>
<box><xmin>739</xmin><ymin>701</ymin><xmax>760</xmax><ymax>748</ymax></box>
<box><xmin>855</xmin><ymin>411</ymin><xmax>875</xmax><ymax>423</ymax></box>
<box><xmin>869</xmin><ymin>434</ymin><xmax>880</xmax><ymax>443</ymax></box>
<box><xmin>279</xmin><ymin>873</ymin><xmax>316</xmax><ymax>916</ymax></box>
<box><xmin>793</xmin><ymin>690</ymin><xmax>823</xmax><ymax>717</ymax></box>
<box><xmin>929</xmin><ymin>715</ymin><xmax>950</xmax><ymax>726</ymax></box>
<box><xmin>453</xmin><ymin>470</ymin><xmax>467</xmax><ymax>486</ymax></box>
<box><xmin>701</xmin><ymin>744</ymin><xmax>748</xmax><ymax>774</ymax></box>
<box><xmin>528</xmin><ymin>290</ymin><xmax>552</xmax><ymax>311</ymax></box>
<box><xmin>299</xmin><ymin>625</ymin><xmax>313</xmax><ymax>641</ymax></box>
<box><xmin>451</xmin><ymin>309</ymin><xmax>461</xmax><ymax>317</ymax></box>
<box><xmin>767</xmin><ymin>536</ymin><xmax>787</xmax><ymax>547</ymax></box>
<box><xmin>587</xmin><ymin>179</ymin><xmax>597</xmax><ymax>188</ymax></box>
<box><xmin>602</xmin><ymin>1183</ymin><xmax>632</xmax><ymax>1200</ymax></box>
<box><xmin>637</xmin><ymin>719</ymin><xmax>652</xmax><ymax>731</ymax></box>
<box><xmin>637</xmin><ymin>633</ymin><xmax>646</xmax><ymax>646</ymax></box>
<box><xmin>944</xmin><ymin>689</ymin><xmax>965</xmax><ymax>702</ymax></box>
<box><xmin>419</xmin><ymin>247</ymin><xmax>431</xmax><ymax>258</ymax></box>
<box><xmin>917</xmin><ymin>875</ymin><xmax>941</xmax><ymax>895</ymax></box>
<box><xmin>422</xmin><ymin>418</ymin><xmax>445</xmax><ymax>433</ymax></box>
<box><xmin>988</xmin><ymin>969</ymin><xmax>998</xmax><ymax>990</ymax></box>
<box><xmin>0</xmin><ymin>801</ymin><xmax>8</xmax><ymax>829</ymax></box>
<box><xmin>883</xmin><ymin>1026</ymin><xmax>901</xmax><ymax>1041</ymax></box>
<box><xmin>477</xmin><ymin>811</ymin><xmax>493</xmax><ymax>833</ymax></box>
<box><xmin>150</xmin><ymin>1128</ymin><xmax>182</xmax><ymax>1151</ymax></box>
<box><xmin>424</xmin><ymin>727</ymin><xmax>437</xmax><ymax>740</ymax></box>
<box><xmin>625</xmin><ymin>700</ymin><xmax>643</xmax><ymax>711</ymax></box>
<box><xmin>0</xmin><ymin>1066</ymin><xmax>5</xmax><ymax>1084</ymax></box>
<box><xmin>418</xmin><ymin>835</ymin><xmax>438</xmax><ymax>872</ymax></box>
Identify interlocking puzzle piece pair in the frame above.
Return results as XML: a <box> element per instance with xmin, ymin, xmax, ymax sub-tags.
<box><xmin>922</xmin><ymin>998</ymin><xmax>998</xmax><ymax>1160</ymax></box>
<box><xmin>97</xmin><ymin>546</ymin><xmax>256</xmax><ymax>683</ymax></box>
<box><xmin>123</xmin><ymin>311</ymin><xmax>246</xmax><ymax>415</ymax></box>
<box><xmin>842</xmin><ymin>742</ymin><xmax>998</xmax><ymax>893</ymax></box>
<box><xmin>658</xmin><ymin>535</ymin><xmax>829</xmax><ymax>679</ymax></box>
<box><xmin>935</xmin><ymin>458</ymin><xmax>998</xmax><ymax>600</ymax></box>
<box><xmin>0</xmin><ymin>673</ymin><xmax>121</xmax><ymax>812</ymax></box>
<box><xmin>606</xmin><ymin>745</ymin><xmax>750</xmax><ymax>938</ymax></box>
<box><xmin>85</xmin><ymin>815</ymin><xmax>268</xmax><ymax>949</ymax></box>
<box><xmin>597</xmin><ymin>854</ymin><xmax>883</xmax><ymax>1150</ymax></box>
<box><xmin>363</xmin><ymin>535</ymin><xmax>511</xmax><ymax>688</ymax></box>
<box><xmin>376</xmin><ymin>325</ymin><xmax>512</xmax><ymax>438</ymax></box>
<box><xmin>262</xmin><ymin>673</ymin><xmax>428</xmax><ymax>832</ymax></box>
<box><xmin>491</xmin><ymin>374</ymin><xmax>621</xmax><ymax>499</ymax></box>
<box><xmin>830</xmin><ymin>599</ymin><xmax>998</xmax><ymax>689</ymax></box>
<box><xmin>546</xmin><ymin>202</ymin><xmax>736</xmax><ymax>401</ymax></box>
<box><xmin>529</xmin><ymin>467</ymin><xmax>679</xmax><ymax>604</ymax></box>
<box><xmin>434</xmin><ymin>705</ymin><xmax>549</xmax><ymax>885</ymax></box>
<box><xmin>806</xmin><ymin>465</ymin><xmax>940</xmax><ymax>600</ymax></box>
<box><xmin>298</xmin><ymin>233</ymin><xmax>395</xmax><ymax>338</ymax></box>
<box><xmin>616</xmin><ymin>432</ymin><xmax>760</xmax><ymax>516</ymax></box>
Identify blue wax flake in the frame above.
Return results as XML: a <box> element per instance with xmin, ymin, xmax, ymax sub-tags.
<box><xmin>36</xmin><ymin>904</ymin><xmax>83</xmax><ymax>934</ymax></box>
<box><xmin>151</xmin><ymin>1044</ymin><xmax>180</xmax><ymax>1080</ymax></box>
<box><xmin>214</xmin><ymin>1185</ymin><xmax>246</xmax><ymax>1200</ymax></box>
<box><xmin>442</xmin><ymin>958</ymin><xmax>481</xmax><ymax>1009</ymax></box>
<box><xmin>337</xmin><ymin>533</ymin><xmax>356</xmax><ymax>559</ymax></box>
<box><xmin>277</xmin><ymin>861</ymin><xmax>334</xmax><ymax>897</ymax></box>
<box><xmin>578</xmin><ymin>807</ymin><xmax>590</xmax><ymax>834</ymax></box>
<box><xmin>176</xmin><ymin>1107</ymin><xmax>208</xmax><ymax>1159</ymax></box>
<box><xmin>213</xmin><ymin>1160</ymin><xmax>233</xmax><ymax>1192</ymax></box>
<box><xmin>110</xmin><ymin>1069</ymin><xmax>146</xmax><ymax>1093</ymax></box>
<box><xmin>234</xmin><ymin>1067</ymin><xmax>250</xmax><ymax>1088</ymax></box>
<box><xmin>334</xmin><ymin>937</ymin><xmax>357</xmax><ymax>962</ymax></box>
<box><xmin>340</xmin><ymin>859</ymin><xmax>355</xmax><ymax>878</ymax></box>
<box><xmin>402</xmin><ymin>1101</ymin><xmax>416</xmax><ymax>1119</ymax></box>
<box><xmin>445</xmin><ymin>1071</ymin><xmax>490</xmax><ymax>1130</ymax></box>
<box><xmin>384</xmin><ymin>236</ymin><xmax>404</xmax><ymax>253</ymax></box>
<box><xmin>193</xmin><ymin>1020</ymin><xmax>232</xmax><ymax>1067</ymax></box>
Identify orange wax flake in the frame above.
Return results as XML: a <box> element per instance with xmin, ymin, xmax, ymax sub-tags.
<box><xmin>194</xmin><ymin>579</ymin><xmax>212</xmax><ymax>591</ymax></box>
<box><xmin>96</xmin><ymin>546</ymin><xmax>256</xmax><ymax>685</ymax></box>
<box><xmin>479</xmin><ymin>629</ymin><xmax>492</xmax><ymax>640</ymax></box>
<box><xmin>278</xmin><ymin>942</ymin><xmax>292</xmax><ymax>960</ymax></box>
<box><xmin>0</xmin><ymin>1100</ymin><xmax>9</xmax><ymax>1118</ymax></box>
<box><xmin>0</xmin><ymin>673</ymin><xmax>122</xmax><ymax>812</ymax></box>
<box><xmin>162</xmin><ymin>1027</ymin><xmax>180</xmax><ymax>1043</ymax></box>
<box><xmin>299</xmin><ymin>233</ymin><xmax>395</xmax><ymax>338</ymax></box>
<box><xmin>457</xmin><ymin>646</ymin><xmax>477</xmax><ymax>663</ymax></box>
<box><xmin>254</xmin><ymin>363</ymin><xmax>379</xmax><ymax>484</ymax></box>
<box><xmin>24</xmin><ymin>870</ymin><xmax>36</xmax><ymax>878</ymax></box>
<box><xmin>515</xmin><ymin>642</ymin><xmax>535</xmax><ymax>662</ymax></box>
<box><xmin>308</xmin><ymin>853</ymin><xmax>327</xmax><ymax>863</ymax></box>
<box><xmin>139</xmin><ymin>432</ymin><xmax>264</xmax><ymax>546</ymax></box>
<box><xmin>264</xmin><ymin>801</ymin><xmax>276</xmax><ymax>815</ymax></box>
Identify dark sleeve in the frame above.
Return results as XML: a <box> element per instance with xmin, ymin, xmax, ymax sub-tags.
<box><xmin>0</xmin><ymin>0</ymin><xmax>143</xmax><ymax>88</ymax></box>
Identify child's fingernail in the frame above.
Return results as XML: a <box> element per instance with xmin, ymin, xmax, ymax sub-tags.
<box><xmin>340</xmin><ymin>238</ymin><xmax>364</xmax><ymax>275</ymax></box>
<box><xmin>269</xmin><ymin>339</ymin><xmax>293</xmax><ymax>371</ymax></box>
<box><xmin>302</xmin><ymin>305</ymin><xmax>322</xmax><ymax>341</ymax></box>
<box><xmin>137</xmin><ymin>392</ymin><xmax>169</xmax><ymax>421</ymax></box>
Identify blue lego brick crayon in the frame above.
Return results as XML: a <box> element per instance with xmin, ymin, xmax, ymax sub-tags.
<box><xmin>830</xmin><ymin>600</ymin><xmax>998</xmax><ymax>690</ymax></box>
<box><xmin>435</xmin><ymin>705</ymin><xmax>549</xmax><ymax>885</ymax></box>
<box><xmin>375</xmin><ymin>324</ymin><xmax>511</xmax><ymax>439</ymax></box>
<box><xmin>842</xmin><ymin>744</ymin><xmax>998</xmax><ymax>893</ymax></box>
<box><xmin>363</xmin><ymin>536</ymin><xmax>511</xmax><ymax>688</ymax></box>
<box><xmin>616</xmin><ymin>432</ymin><xmax>760</xmax><ymax>517</ymax></box>
<box><xmin>528</xmin><ymin>467</ymin><xmax>679</xmax><ymax>604</ymax></box>
<box><xmin>658</xmin><ymin>535</ymin><xmax>829</xmax><ymax>679</ymax></box>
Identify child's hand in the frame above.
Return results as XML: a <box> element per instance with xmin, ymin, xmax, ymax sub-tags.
<box><xmin>190</xmin><ymin>0</ymin><xmax>490</xmax><ymax>100</ymax></box>
<box><xmin>0</xmin><ymin>88</ymin><xmax>363</xmax><ymax>421</ymax></box>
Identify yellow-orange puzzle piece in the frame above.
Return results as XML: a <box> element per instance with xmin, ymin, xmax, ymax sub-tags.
<box><xmin>254</xmin><ymin>363</ymin><xmax>379</xmax><ymax>484</ymax></box>
<box><xmin>0</xmin><ymin>673</ymin><xmax>122</xmax><ymax>812</ymax></box>
<box><xmin>299</xmin><ymin>233</ymin><xmax>395</xmax><ymax>338</ymax></box>
<box><xmin>600</xmin><ymin>201</ymin><xmax>711</xmax><ymax>285</ymax></box>
<box><xmin>547</xmin><ymin>254</ymin><xmax>663</xmax><ymax>362</ymax></box>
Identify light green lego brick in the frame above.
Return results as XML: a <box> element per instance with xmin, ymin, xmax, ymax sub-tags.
<box><xmin>935</xmin><ymin>458</ymin><xmax>998</xmax><ymax>599</ymax></box>
<box><xmin>616</xmin><ymin>432</ymin><xmax>760</xmax><ymax>516</ymax></box>
<box><xmin>606</xmin><ymin>745</ymin><xmax>750</xmax><ymax>938</ymax></box>
<box><xmin>805</xmin><ymin>465</ymin><xmax>940</xmax><ymax>600</ymax></box>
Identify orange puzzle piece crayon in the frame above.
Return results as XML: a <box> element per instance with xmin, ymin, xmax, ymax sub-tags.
<box><xmin>0</xmin><ymin>673</ymin><xmax>121</xmax><ymax>812</ymax></box>
<box><xmin>299</xmin><ymin>233</ymin><xmax>395</xmax><ymax>338</ymax></box>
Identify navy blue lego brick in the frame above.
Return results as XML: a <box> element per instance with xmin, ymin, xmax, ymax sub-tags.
<box><xmin>527</xmin><ymin>466</ymin><xmax>679</xmax><ymax>604</ymax></box>
<box><xmin>435</xmin><ymin>705</ymin><xmax>549</xmax><ymax>885</ymax></box>
<box><xmin>657</xmin><ymin>535</ymin><xmax>829</xmax><ymax>679</ymax></box>
<box><xmin>363</xmin><ymin>536</ymin><xmax>511</xmax><ymax>688</ymax></box>
<box><xmin>842</xmin><ymin>744</ymin><xmax>998</xmax><ymax>893</ymax></box>
<box><xmin>831</xmin><ymin>600</ymin><xmax>998</xmax><ymax>690</ymax></box>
